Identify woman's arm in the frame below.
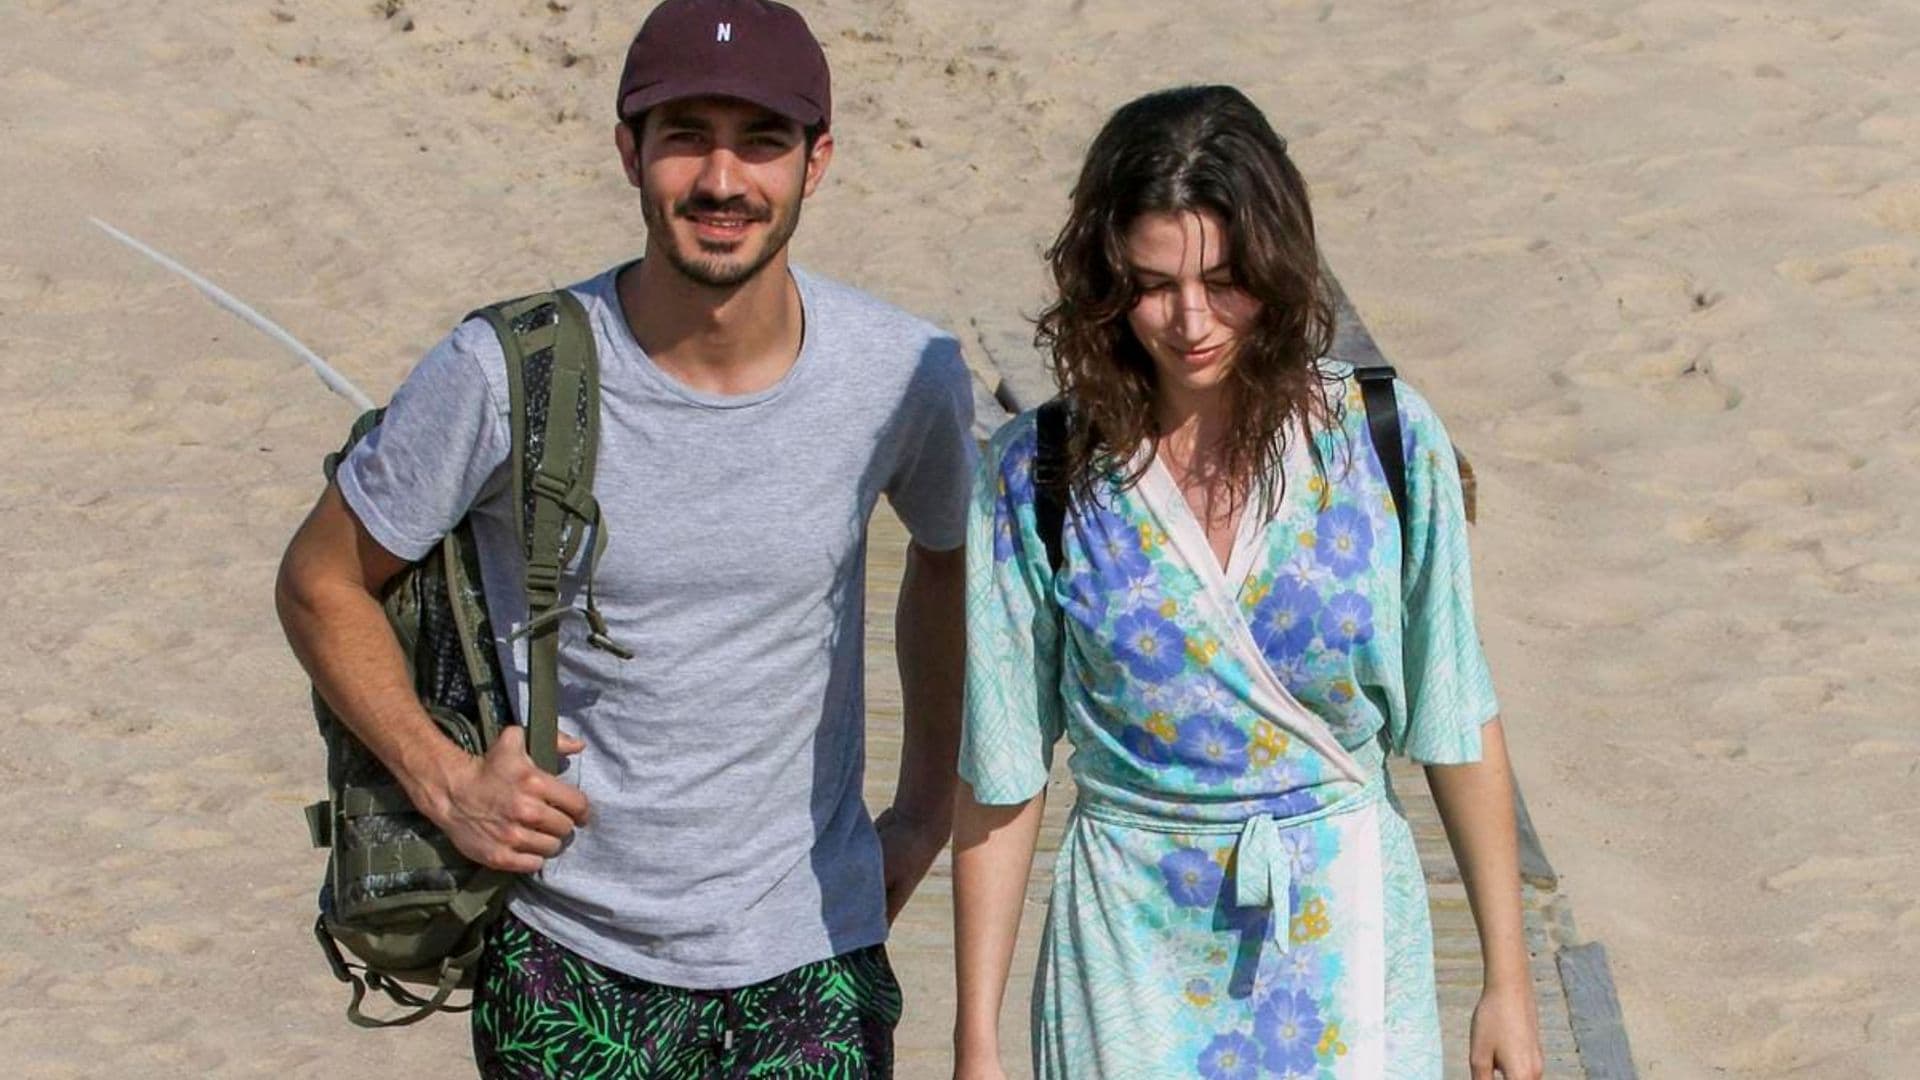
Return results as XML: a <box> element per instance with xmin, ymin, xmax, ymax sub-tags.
<box><xmin>952</xmin><ymin>783</ymin><xmax>1048</xmax><ymax>1080</ymax></box>
<box><xmin>1425</xmin><ymin>718</ymin><xmax>1545</xmax><ymax>1080</ymax></box>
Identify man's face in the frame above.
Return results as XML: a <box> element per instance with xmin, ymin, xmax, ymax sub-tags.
<box><xmin>616</xmin><ymin>96</ymin><xmax>832</xmax><ymax>289</ymax></box>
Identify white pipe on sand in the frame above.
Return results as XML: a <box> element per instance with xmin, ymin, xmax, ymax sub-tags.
<box><xmin>90</xmin><ymin>217</ymin><xmax>376</xmax><ymax>412</ymax></box>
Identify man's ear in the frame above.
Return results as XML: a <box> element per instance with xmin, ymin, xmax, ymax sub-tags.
<box><xmin>801</xmin><ymin>131</ymin><xmax>834</xmax><ymax>199</ymax></box>
<box><xmin>614</xmin><ymin>120</ymin><xmax>643</xmax><ymax>189</ymax></box>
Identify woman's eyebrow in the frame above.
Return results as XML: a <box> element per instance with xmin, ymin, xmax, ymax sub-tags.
<box><xmin>1127</xmin><ymin>261</ymin><xmax>1235</xmax><ymax>279</ymax></box>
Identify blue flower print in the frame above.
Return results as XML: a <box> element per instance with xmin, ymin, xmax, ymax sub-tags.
<box><xmin>1174</xmin><ymin>715</ymin><xmax>1250</xmax><ymax>784</ymax></box>
<box><xmin>1184</xmin><ymin>679</ymin><xmax>1236</xmax><ymax>716</ymax></box>
<box><xmin>992</xmin><ymin>504</ymin><xmax>1017</xmax><ymax>563</ymax></box>
<box><xmin>1196</xmin><ymin>1032</ymin><xmax>1262</xmax><ymax>1080</ymax></box>
<box><xmin>1060</xmin><ymin>569</ymin><xmax>1109</xmax><ymax>628</ymax></box>
<box><xmin>1278</xmin><ymin>944</ymin><xmax>1324</xmax><ymax>994</ymax></box>
<box><xmin>1159</xmin><ymin>847</ymin><xmax>1223</xmax><ymax>908</ymax></box>
<box><xmin>1256</xmin><ymin>989</ymin><xmax>1325</xmax><ymax>1074</ymax></box>
<box><xmin>1002</xmin><ymin>429</ymin><xmax>1038</xmax><ymax>507</ymax></box>
<box><xmin>1083</xmin><ymin>505</ymin><xmax>1153</xmax><ymax>592</ymax></box>
<box><xmin>1318</xmin><ymin>591</ymin><xmax>1375</xmax><ymax>649</ymax></box>
<box><xmin>1251</xmin><ymin>579</ymin><xmax>1322</xmax><ymax>659</ymax></box>
<box><xmin>1120</xmin><ymin>724</ymin><xmax>1175</xmax><ymax>766</ymax></box>
<box><xmin>1114</xmin><ymin>609</ymin><xmax>1186</xmax><ymax>682</ymax></box>
<box><xmin>1313</xmin><ymin>504</ymin><xmax>1374</xmax><ymax>578</ymax></box>
<box><xmin>1282</xmin><ymin>829</ymin><xmax>1319</xmax><ymax>876</ymax></box>
<box><xmin>1270</xmin><ymin>654</ymin><xmax>1312</xmax><ymax>694</ymax></box>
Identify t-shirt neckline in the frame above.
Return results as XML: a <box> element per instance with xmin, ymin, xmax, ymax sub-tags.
<box><xmin>596</xmin><ymin>259</ymin><xmax>817</xmax><ymax>410</ymax></box>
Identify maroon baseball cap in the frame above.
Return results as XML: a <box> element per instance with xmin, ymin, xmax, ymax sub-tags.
<box><xmin>616</xmin><ymin>0</ymin><xmax>831</xmax><ymax>131</ymax></box>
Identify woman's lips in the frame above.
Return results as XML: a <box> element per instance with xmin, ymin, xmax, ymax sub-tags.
<box><xmin>1181</xmin><ymin>342</ymin><xmax>1227</xmax><ymax>365</ymax></box>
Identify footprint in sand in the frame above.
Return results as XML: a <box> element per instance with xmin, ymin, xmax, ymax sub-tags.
<box><xmin>1776</xmin><ymin>244</ymin><xmax>1919</xmax><ymax>303</ymax></box>
<box><xmin>1763</xmin><ymin>854</ymin><xmax>1908</xmax><ymax>893</ymax></box>
<box><xmin>1868</xmin><ymin>182</ymin><xmax>1920</xmax><ymax>236</ymax></box>
<box><xmin>126</xmin><ymin>923</ymin><xmax>214</xmax><ymax>956</ymax></box>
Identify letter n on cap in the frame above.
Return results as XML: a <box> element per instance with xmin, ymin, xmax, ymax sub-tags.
<box><xmin>716</xmin><ymin>21</ymin><xmax>732</xmax><ymax>42</ymax></box>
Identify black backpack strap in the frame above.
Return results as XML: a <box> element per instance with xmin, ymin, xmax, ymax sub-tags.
<box><xmin>1351</xmin><ymin>362</ymin><xmax>1410</xmax><ymax>548</ymax></box>
<box><xmin>1033</xmin><ymin>397</ymin><xmax>1072</xmax><ymax>577</ymax></box>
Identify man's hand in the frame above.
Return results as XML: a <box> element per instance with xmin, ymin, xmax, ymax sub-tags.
<box><xmin>419</xmin><ymin>725</ymin><xmax>591</xmax><ymax>874</ymax></box>
<box><xmin>875</xmin><ymin>804</ymin><xmax>949</xmax><ymax>923</ymax></box>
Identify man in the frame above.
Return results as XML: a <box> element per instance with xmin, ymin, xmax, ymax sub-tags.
<box><xmin>275</xmin><ymin>0</ymin><xmax>973</xmax><ymax>1074</ymax></box>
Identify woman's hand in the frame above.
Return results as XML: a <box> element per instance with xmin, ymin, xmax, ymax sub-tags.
<box><xmin>1469</xmin><ymin>980</ymin><xmax>1544</xmax><ymax>1080</ymax></box>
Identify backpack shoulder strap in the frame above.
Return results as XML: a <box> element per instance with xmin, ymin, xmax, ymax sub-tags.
<box><xmin>1349</xmin><ymin>360</ymin><xmax>1411</xmax><ymax>548</ymax></box>
<box><xmin>1033</xmin><ymin>397</ymin><xmax>1072</xmax><ymax>577</ymax></box>
<box><xmin>470</xmin><ymin>290</ymin><xmax>626</xmax><ymax>774</ymax></box>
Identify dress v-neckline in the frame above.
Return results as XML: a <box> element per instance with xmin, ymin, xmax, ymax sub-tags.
<box><xmin>1141</xmin><ymin>454</ymin><xmax>1267</xmax><ymax>602</ymax></box>
<box><xmin>1133</xmin><ymin>443</ymin><xmax>1367</xmax><ymax>785</ymax></box>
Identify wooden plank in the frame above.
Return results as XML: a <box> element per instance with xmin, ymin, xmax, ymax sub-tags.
<box><xmin>1322</xmin><ymin>265</ymin><xmax>1479</xmax><ymax>523</ymax></box>
<box><xmin>1512</xmin><ymin>783</ymin><xmax>1559</xmax><ymax>891</ymax></box>
<box><xmin>1558</xmin><ymin>942</ymin><xmax>1638</xmax><ymax>1079</ymax></box>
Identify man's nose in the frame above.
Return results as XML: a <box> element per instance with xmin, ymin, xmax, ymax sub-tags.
<box><xmin>693</xmin><ymin>147</ymin><xmax>746</xmax><ymax>202</ymax></box>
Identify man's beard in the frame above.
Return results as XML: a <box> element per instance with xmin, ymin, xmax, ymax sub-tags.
<box><xmin>642</xmin><ymin>188</ymin><xmax>801</xmax><ymax>289</ymax></box>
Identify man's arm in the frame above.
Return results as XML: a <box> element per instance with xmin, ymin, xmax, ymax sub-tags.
<box><xmin>875</xmin><ymin>539</ymin><xmax>965</xmax><ymax>922</ymax></box>
<box><xmin>275</xmin><ymin>482</ymin><xmax>588</xmax><ymax>873</ymax></box>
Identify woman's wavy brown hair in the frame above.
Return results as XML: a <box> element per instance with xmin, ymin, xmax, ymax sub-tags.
<box><xmin>1034</xmin><ymin>84</ymin><xmax>1341</xmax><ymax>509</ymax></box>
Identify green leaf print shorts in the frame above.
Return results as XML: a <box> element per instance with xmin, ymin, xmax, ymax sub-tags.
<box><xmin>471</xmin><ymin>913</ymin><xmax>904</xmax><ymax>1079</ymax></box>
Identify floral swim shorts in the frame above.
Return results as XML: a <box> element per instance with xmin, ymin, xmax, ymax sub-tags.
<box><xmin>471</xmin><ymin>912</ymin><xmax>903</xmax><ymax>1079</ymax></box>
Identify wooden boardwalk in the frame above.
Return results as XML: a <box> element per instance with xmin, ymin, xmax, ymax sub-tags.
<box><xmin>860</xmin><ymin>506</ymin><xmax>1613</xmax><ymax>1078</ymax></box>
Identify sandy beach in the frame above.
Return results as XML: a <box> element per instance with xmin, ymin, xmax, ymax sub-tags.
<box><xmin>2</xmin><ymin>0</ymin><xmax>1916</xmax><ymax>1075</ymax></box>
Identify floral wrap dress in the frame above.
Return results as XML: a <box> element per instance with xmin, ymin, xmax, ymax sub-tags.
<box><xmin>961</xmin><ymin>367</ymin><xmax>1499</xmax><ymax>1079</ymax></box>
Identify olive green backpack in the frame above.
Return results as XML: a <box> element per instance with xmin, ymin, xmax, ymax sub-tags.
<box><xmin>303</xmin><ymin>290</ymin><xmax>628</xmax><ymax>1027</ymax></box>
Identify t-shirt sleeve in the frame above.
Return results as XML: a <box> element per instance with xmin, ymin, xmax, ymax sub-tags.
<box><xmin>883</xmin><ymin>335</ymin><xmax>976</xmax><ymax>552</ymax></box>
<box><xmin>336</xmin><ymin>318</ymin><xmax>512</xmax><ymax>562</ymax></box>
<box><xmin>1384</xmin><ymin>382</ymin><xmax>1499</xmax><ymax>764</ymax></box>
<box><xmin>959</xmin><ymin>416</ymin><xmax>1066</xmax><ymax>804</ymax></box>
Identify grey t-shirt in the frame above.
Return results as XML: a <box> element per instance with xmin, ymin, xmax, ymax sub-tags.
<box><xmin>337</xmin><ymin>264</ymin><xmax>974</xmax><ymax>988</ymax></box>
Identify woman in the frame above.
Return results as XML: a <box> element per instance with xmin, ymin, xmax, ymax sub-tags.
<box><xmin>952</xmin><ymin>86</ymin><xmax>1545</xmax><ymax>1080</ymax></box>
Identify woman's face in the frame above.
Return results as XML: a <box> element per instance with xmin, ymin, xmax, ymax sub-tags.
<box><xmin>1122</xmin><ymin>209</ymin><xmax>1263</xmax><ymax>406</ymax></box>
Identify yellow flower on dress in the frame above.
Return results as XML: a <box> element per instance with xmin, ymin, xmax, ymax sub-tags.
<box><xmin>1184</xmin><ymin>977</ymin><xmax>1216</xmax><ymax>1008</ymax></box>
<box><xmin>1318</xmin><ymin>1021</ymin><xmax>1349</xmax><ymax>1057</ymax></box>
<box><xmin>1328</xmin><ymin>679</ymin><xmax>1356</xmax><ymax>705</ymax></box>
<box><xmin>1249</xmin><ymin>722</ymin><xmax>1289</xmax><ymax>767</ymax></box>
<box><xmin>1185</xmin><ymin>636</ymin><xmax>1220</xmax><ymax>666</ymax></box>
<box><xmin>1298</xmin><ymin>530</ymin><xmax>1317</xmax><ymax>549</ymax></box>
<box><xmin>1290</xmin><ymin>897</ymin><xmax>1332</xmax><ymax>944</ymax></box>
<box><xmin>1159</xmin><ymin>598</ymin><xmax>1179</xmax><ymax>619</ymax></box>
<box><xmin>1145</xmin><ymin>712</ymin><xmax>1177</xmax><ymax>743</ymax></box>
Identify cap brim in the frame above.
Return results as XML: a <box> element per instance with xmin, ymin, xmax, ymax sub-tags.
<box><xmin>619</xmin><ymin>77</ymin><xmax>825</xmax><ymax>129</ymax></box>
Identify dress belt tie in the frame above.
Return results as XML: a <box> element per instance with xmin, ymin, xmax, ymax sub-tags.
<box><xmin>1232</xmin><ymin>813</ymin><xmax>1296</xmax><ymax>952</ymax></box>
<box><xmin>1077</xmin><ymin>771</ymin><xmax>1388</xmax><ymax>955</ymax></box>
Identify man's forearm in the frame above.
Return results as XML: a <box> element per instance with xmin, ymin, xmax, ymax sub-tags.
<box><xmin>275</xmin><ymin>489</ymin><xmax>466</xmax><ymax>816</ymax></box>
<box><xmin>891</xmin><ymin>541</ymin><xmax>965</xmax><ymax>826</ymax></box>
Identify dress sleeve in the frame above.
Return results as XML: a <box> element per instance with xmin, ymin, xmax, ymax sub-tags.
<box><xmin>1385</xmin><ymin>383</ymin><xmax>1499</xmax><ymax>764</ymax></box>
<box><xmin>958</xmin><ymin>415</ymin><xmax>1066</xmax><ymax>804</ymax></box>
